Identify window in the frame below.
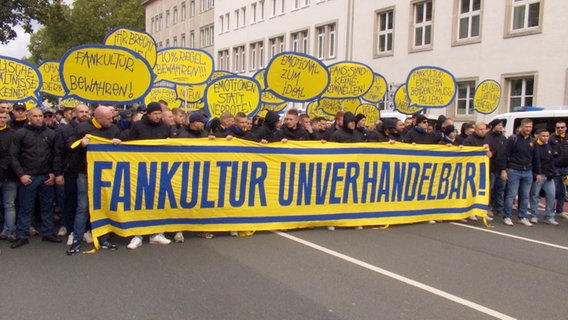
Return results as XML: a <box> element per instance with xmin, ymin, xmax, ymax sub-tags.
<box><xmin>456</xmin><ymin>81</ymin><xmax>476</xmax><ymax>115</ymax></box>
<box><xmin>225</xmin><ymin>13</ymin><xmax>230</xmax><ymax>32</ymax></box>
<box><xmin>173</xmin><ymin>7</ymin><xmax>178</xmax><ymax>25</ymax></box>
<box><xmin>376</xmin><ymin>9</ymin><xmax>394</xmax><ymax>56</ymax></box>
<box><xmin>181</xmin><ymin>2</ymin><xmax>187</xmax><ymax>21</ymax></box>
<box><xmin>151</xmin><ymin>18</ymin><xmax>155</xmax><ymax>33</ymax></box>
<box><xmin>269</xmin><ymin>36</ymin><xmax>285</xmax><ymax>58</ymax></box>
<box><xmin>233</xmin><ymin>46</ymin><xmax>246</xmax><ymax>73</ymax></box>
<box><xmin>281</xmin><ymin>0</ymin><xmax>286</xmax><ymax>13</ymax></box>
<box><xmin>291</xmin><ymin>30</ymin><xmax>309</xmax><ymax>53</ymax></box>
<box><xmin>190</xmin><ymin>31</ymin><xmax>195</xmax><ymax>48</ymax></box>
<box><xmin>412</xmin><ymin>1</ymin><xmax>433</xmax><ymax>50</ymax></box>
<box><xmin>294</xmin><ymin>0</ymin><xmax>300</xmax><ymax>9</ymax></box>
<box><xmin>218</xmin><ymin>50</ymin><xmax>229</xmax><ymax>71</ymax></box>
<box><xmin>201</xmin><ymin>0</ymin><xmax>213</xmax><ymax>12</ymax></box>
<box><xmin>315</xmin><ymin>23</ymin><xmax>336</xmax><ymax>59</ymax></box>
<box><xmin>190</xmin><ymin>0</ymin><xmax>195</xmax><ymax>17</ymax></box>
<box><xmin>304</xmin><ymin>0</ymin><xmax>310</xmax><ymax>5</ymax></box>
<box><xmin>165</xmin><ymin>39</ymin><xmax>170</xmax><ymax>47</ymax></box>
<box><xmin>219</xmin><ymin>15</ymin><xmax>224</xmax><ymax>33</ymax></box>
<box><xmin>181</xmin><ymin>33</ymin><xmax>186</xmax><ymax>47</ymax></box>
<box><xmin>259</xmin><ymin>0</ymin><xmax>265</xmax><ymax>20</ymax></box>
<box><xmin>166</xmin><ymin>10</ymin><xmax>170</xmax><ymax>28</ymax></box>
<box><xmin>456</xmin><ymin>0</ymin><xmax>481</xmax><ymax>42</ymax></box>
<box><xmin>512</xmin><ymin>0</ymin><xmax>540</xmax><ymax>30</ymax></box>
<box><xmin>272</xmin><ymin>0</ymin><xmax>277</xmax><ymax>16</ymax></box>
<box><xmin>200</xmin><ymin>25</ymin><xmax>214</xmax><ymax>48</ymax></box>
<box><xmin>241</xmin><ymin>7</ymin><xmax>246</xmax><ymax>27</ymax></box>
<box><xmin>159</xmin><ymin>14</ymin><xmax>163</xmax><ymax>31</ymax></box>
<box><xmin>508</xmin><ymin>76</ymin><xmax>535</xmax><ymax>111</ymax></box>
<box><xmin>234</xmin><ymin>10</ymin><xmax>240</xmax><ymax>29</ymax></box>
<box><xmin>173</xmin><ymin>36</ymin><xmax>177</xmax><ymax>47</ymax></box>
<box><xmin>251</xmin><ymin>3</ymin><xmax>257</xmax><ymax>23</ymax></box>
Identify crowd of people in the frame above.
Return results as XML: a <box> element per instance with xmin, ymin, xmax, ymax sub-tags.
<box><xmin>1</xmin><ymin>99</ymin><xmax>567</xmax><ymax>256</ymax></box>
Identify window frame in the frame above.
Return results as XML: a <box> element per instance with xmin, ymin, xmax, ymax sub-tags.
<box><xmin>409</xmin><ymin>0</ymin><xmax>434</xmax><ymax>53</ymax></box>
<box><xmin>504</xmin><ymin>0</ymin><xmax>543</xmax><ymax>38</ymax></box>
<box><xmin>452</xmin><ymin>0</ymin><xmax>483</xmax><ymax>46</ymax></box>
<box><xmin>374</xmin><ymin>6</ymin><xmax>395</xmax><ymax>58</ymax></box>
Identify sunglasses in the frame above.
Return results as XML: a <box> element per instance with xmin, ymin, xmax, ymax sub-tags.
<box><xmin>421</xmin><ymin>120</ymin><xmax>429</xmax><ymax>123</ymax></box>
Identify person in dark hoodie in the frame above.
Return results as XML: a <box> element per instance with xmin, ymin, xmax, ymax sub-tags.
<box><xmin>549</xmin><ymin>120</ymin><xmax>568</xmax><ymax>219</ymax></box>
<box><xmin>218</xmin><ymin>112</ymin><xmax>260</xmax><ymax>142</ymax></box>
<box><xmin>0</xmin><ymin>108</ymin><xmax>18</xmax><ymax>241</ymax></box>
<box><xmin>529</xmin><ymin>128</ymin><xmax>558</xmax><ymax>225</ymax></box>
<box><xmin>272</xmin><ymin>108</ymin><xmax>310</xmax><ymax>142</ymax></box>
<box><xmin>403</xmin><ymin>114</ymin><xmax>438</xmax><ymax>144</ymax></box>
<box><xmin>355</xmin><ymin>113</ymin><xmax>368</xmax><ymax>141</ymax></box>
<box><xmin>485</xmin><ymin>119</ymin><xmax>507</xmax><ymax>217</ymax></box>
<box><xmin>253</xmin><ymin>110</ymin><xmax>280</xmax><ymax>143</ymax></box>
<box><xmin>178</xmin><ymin>112</ymin><xmax>210</xmax><ymax>138</ymax></box>
<box><xmin>456</xmin><ymin>122</ymin><xmax>475</xmax><ymax>145</ymax></box>
<box><xmin>330</xmin><ymin>112</ymin><xmax>364</xmax><ymax>143</ymax></box>
<box><xmin>463</xmin><ymin>122</ymin><xmax>489</xmax><ymax>147</ymax></box>
<box><xmin>368</xmin><ymin>118</ymin><xmax>396</xmax><ymax>142</ymax></box>
<box><xmin>438</xmin><ymin>125</ymin><xmax>459</xmax><ymax>146</ymax></box>
<box><xmin>10</xmin><ymin>108</ymin><xmax>61</xmax><ymax>249</ymax></box>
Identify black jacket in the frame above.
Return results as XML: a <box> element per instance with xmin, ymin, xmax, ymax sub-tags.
<box><xmin>178</xmin><ymin>127</ymin><xmax>208</xmax><ymax>138</ymax></box>
<box><xmin>53</xmin><ymin>119</ymin><xmax>80</xmax><ymax>177</ymax></box>
<box><xmin>11</xmin><ymin>123</ymin><xmax>56</xmax><ymax>177</ymax></box>
<box><xmin>403</xmin><ymin>127</ymin><xmax>438</xmax><ymax>144</ymax></box>
<box><xmin>69</xmin><ymin>119</ymin><xmax>121</xmax><ymax>175</ymax></box>
<box><xmin>272</xmin><ymin>125</ymin><xmax>310</xmax><ymax>142</ymax></box>
<box><xmin>533</xmin><ymin>141</ymin><xmax>555</xmax><ymax>177</ymax></box>
<box><xmin>505</xmin><ymin>133</ymin><xmax>537</xmax><ymax>171</ymax></box>
<box><xmin>463</xmin><ymin>132</ymin><xmax>486</xmax><ymax>147</ymax></box>
<box><xmin>129</xmin><ymin>117</ymin><xmax>172</xmax><ymax>140</ymax></box>
<box><xmin>485</xmin><ymin>130</ymin><xmax>507</xmax><ymax>173</ymax></box>
<box><xmin>330</xmin><ymin>113</ymin><xmax>364</xmax><ymax>143</ymax></box>
<box><xmin>0</xmin><ymin>126</ymin><xmax>17</xmax><ymax>181</ymax></box>
<box><xmin>550</xmin><ymin>132</ymin><xmax>568</xmax><ymax>168</ymax></box>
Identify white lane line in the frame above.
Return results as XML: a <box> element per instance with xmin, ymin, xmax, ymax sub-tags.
<box><xmin>449</xmin><ymin>222</ymin><xmax>568</xmax><ymax>251</ymax></box>
<box><xmin>274</xmin><ymin>230</ymin><xmax>517</xmax><ymax>320</ymax></box>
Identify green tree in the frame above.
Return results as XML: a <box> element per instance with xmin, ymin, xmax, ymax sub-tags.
<box><xmin>27</xmin><ymin>0</ymin><xmax>145</xmax><ymax>63</ymax></box>
<box><xmin>0</xmin><ymin>0</ymin><xmax>50</xmax><ymax>44</ymax></box>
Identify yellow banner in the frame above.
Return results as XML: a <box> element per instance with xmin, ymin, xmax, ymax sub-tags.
<box><xmin>87</xmin><ymin>137</ymin><xmax>489</xmax><ymax>241</ymax></box>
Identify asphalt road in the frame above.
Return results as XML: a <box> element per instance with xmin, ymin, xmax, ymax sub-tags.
<box><xmin>1</xmin><ymin>216</ymin><xmax>567</xmax><ymax>320</ymax></box>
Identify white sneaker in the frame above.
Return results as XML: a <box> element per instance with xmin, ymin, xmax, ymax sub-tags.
<box><xmin>485</xmin><ymin>215</ymin><xmax>494</xmax><ymax>221</ymax></box>
<box><xmin>66</xmin><ymin>232</ymin><xmax>74</xmax><ymax>245</ymax></box>
<box><xmin>530</xmin><ymin>217</ymin><xmax>538</xmax><ymax>224</ymax></box>
<box><xmin>29</xmin><ymin>226</ymin><xmax>39</xmax><ymax>236</ymax></box>
<box><xmin>200</xmin><ymin>232</ymin><xmax>214</xmax><ymax>239</ymax></box>
<box><xmin>174</xmin><ymin>232</ymin><xmax>184</xmax><ymax>243</ymax></box>
<box><xmin>469</xmin><ymin>215</ymin><xmax>478</xmax><ymax>221</ymax></box>
<box><xmin>229</xmin><ymin>231</ymin><xmax>238</xmax><ymax>236</ymax></box>
<box><xmin>354</xmin><ymin>226</ymin><xmax>363</xmax><ymax>230</ymax></box>
<box><xmin>559</xmin><ymin>212</ymin><xmax>568</xmax><ymax>220</ymax></box>
<box><xmin>127</xmin><ymin>236</ymin><xmax>143</xmax><ymax>249</ymax></box>
<box><xmin>57</xmin><ymin>226</ymin><xmax>67</xmax><ymax>237</ymax></box>
<box><xmin>545</xmin><ymin>218</ymin><xmax>560</xmax><ymax>225</ymax></box>
<box><xmin>503</xmin><ymin>217</ymin><xmax>514</xmax><ymax>226</ymax></box>
<box><xmin>326</xmin><ymin>226</ymin><xmax>335</xmax><ymax>231</ymax></box>
<box><xmin>518</xmin><ymin>218</ymin><xmax>533</xmax><ymax>227</ymax></box>
<box><xmin>149</xmin><ymin>233</ymin><xmax>171</xmax><ymax>245</ymax></box>
<box><xmin>83</xmin><ymin>231</ymin><xmax>93</xmax><ymax>244</ymax></box>
<box><xmin>428</xmin><ymin>220</ymin><xmax>436</xmax><ymax>224</ymax></box>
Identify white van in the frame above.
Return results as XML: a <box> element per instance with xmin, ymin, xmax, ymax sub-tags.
<box><xmin>488</xmin><ymin>108</ymin><xmax>568</xmax><ymax>137</ymax></box>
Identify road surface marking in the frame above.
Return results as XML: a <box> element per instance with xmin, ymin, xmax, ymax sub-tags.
<box><xmin>450</xmin><ymin>222</ymin><xmax>568</xmax><ymax>251</ymax></box>
<box><xmin>274</xmin><ymin>230</ymin><xmax>516</xmax><ymax>320</ymax></box>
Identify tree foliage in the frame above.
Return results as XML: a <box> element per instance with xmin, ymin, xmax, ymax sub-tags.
<box><xmin>0</xmin><ymin>0</ymin><xmax>50</xmax><ymax>44</ymax></box>
<box><xmin>27</xmin><ymin>0</ymin><xmax>145</xmax><ymax>63</ymax></box>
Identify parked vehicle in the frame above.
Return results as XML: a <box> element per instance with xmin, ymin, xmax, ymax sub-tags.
<box><xmin>488</xmin><ymin>107</ymin><xmax>568</xmax><ymax>137</ymax></box>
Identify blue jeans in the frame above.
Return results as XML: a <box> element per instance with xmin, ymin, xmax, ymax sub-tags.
<box><xmin>72</xmin><ymin>173</ymin><xmax>89</xmax><ymax>243</ymax></box>
<box><xmin>0</xmin><ymin>180</ymin><xmax>18</xmax><ymax>235</ymax></box>
<box><xmin>490</xmin><ymin>172</ymin><xmax>506</xmax><ymax>213</ymax></box>
<box><xmin>16</xmin><ymin>174</ymin><xmax>55</xmax><ymax>239</ymax></box>
<box><xmin>530</xmin><ymin>175</ymin><xmax>556</xmax><ymax>220</ymax></box>
<box><xmin>504</xmin><ymin>169</ymin><xmax>533</xmax><ymax>219</ymax></box>
<box><xmin>554</xmin><ymin>167</ymin><xmax>568</xmax><ymax>213</ymax></box>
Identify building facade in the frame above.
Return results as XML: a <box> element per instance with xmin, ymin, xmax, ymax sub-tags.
<box><xmin>143</xmin><ymin>0</ymin><xmax>568</xmax><ymax>121</ymax></box>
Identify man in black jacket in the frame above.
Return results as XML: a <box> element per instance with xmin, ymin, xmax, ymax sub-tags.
<box><xmin>272</xmin><ymin>108</ymin><xmax>310</xmax><ymax>142</ymax></box>
<box><xmin>330</xmin><ymin>112</ymin><xmax>364</xmax><ymax>143</ymax></box>
<box><xmin>550</xmin><ymin>120</ymin><xmax>568</xmax><ymax>219</ymax></box>
<box><xmin>502</xmin><ymin>118</ymin><xmax>538</xmax><ymax>227</ymax></box>
<box><xmin>485</xmin><ymin>119</ymin><xmax>507</xmax><ymax>217</ymax></box>
<box><xmin>65</xmin><ymin>106</ymin><xmax>121</xmax><ymax>255</ymax></box>
<box><xmin>10</xmin><ymin>108</ymin><xmax>61</xmax><ymax>248</ymax></box>
<box><xmin>0</xmin><ymin>108</ymin><xmax>18</xmax><ymax>241</ymax></box>
<box><xmin>529</xmin><ymin>128</ymin><xmax>558</xmax><ymax>225</ymax></box>
<box><xmin>403</xmin><ymin>115</ymin><xmax>438</xmax><ymax>144</ymax></box>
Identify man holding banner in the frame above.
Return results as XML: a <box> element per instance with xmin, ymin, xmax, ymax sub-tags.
<box><xmin>66</xmin><ymin>106</ymin><xmax>121</xmax><ymax>255</ymax></box>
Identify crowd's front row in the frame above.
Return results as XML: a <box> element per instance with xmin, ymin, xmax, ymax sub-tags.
<box><xmin>1</xmin><ymin>100</ymin><xmax>567</xmax><ymax>256</ymax></box>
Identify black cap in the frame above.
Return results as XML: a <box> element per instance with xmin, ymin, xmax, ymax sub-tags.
<box><xmin>13</xmin><ymin>102</ymin><xmax>26</xmax><ymax>110</ymax></box>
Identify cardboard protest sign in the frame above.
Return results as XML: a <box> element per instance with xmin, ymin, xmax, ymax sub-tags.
<box><xmin>0</xmin><ymin>55</ymin><xmax>42</xmax><ymax>104</ymax></box>
<box><xmin>59</xmin><ymin>97</ymin><xmax>86</xmax><ymax>108</ymax></box>
<box><xmin>205</xmin><ymin>75</ymin><xmax>261</xmax><ymax>118</ymax></box>
<box><xmin>306</xmin><ymin>101</ymin><xmax>334</xmax><ymax>120</ymax></box>
<box><xmin>38</xmin><ymin>61</ymin><xmax>65</xmax><ymax>97</ymax></box>
<box><xmin>318</xmin><ymin>97</ymin><xmax>361</xmax><ymax>116</ymax></box>
<box><xmin>254</xmin><ymin>69</ymin><xmax>285</xmax><ymax>105</ymax></box>
<box><xmin>355</xmin><ymin>103</ymin><xmax>380</xmax><ymax>124</ymax></box>
<box><xmin>395</xmin><ymin>84</ymin><xmax>422</xmax><ymax>115</ymax></box>
<box><xmin>473</xmin><ymin>80</ymin><xmax>501</xmax><ymax>114</ymax></box>
<box><xmin>362</xmin><ymin>73</ymin><xmax>388</xmax><ymax>103</ymax></box>
<box><xmin>144</xmin><ymin>86</ymin><xmax>182</xmax><ymax>109</ymax></box>
<box><xmin>176</xmin><ymin>83</ymin><xmax>206</xmax><ymax>103</ymax></box>
<box><xmin>154</xmin><ymin>48</ymin><xmax>214</xmax><ymax>84</ymax></box>
<box><xmin>323</xmin><ymin>61</ymin><xmax>374</xmax><ymax>99</ymax></box>
<box><xmin>104</xmin><ymin>27</ymin><xmax>158</xmax><ymax>68</ymax></box>
<box><xmin>265</xmin><ymin>52</ymin><xmax>329</xmax><ymax>102</ymax></box>
<box><xmin>406</xmin><ymin>66</ymin><xmax>456</xmax><ymax>108</ymax></box>
<box><xmin>60</xmin><ymin>45</ymin><xmax>154</xmax><ymax>104</ymax></box>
